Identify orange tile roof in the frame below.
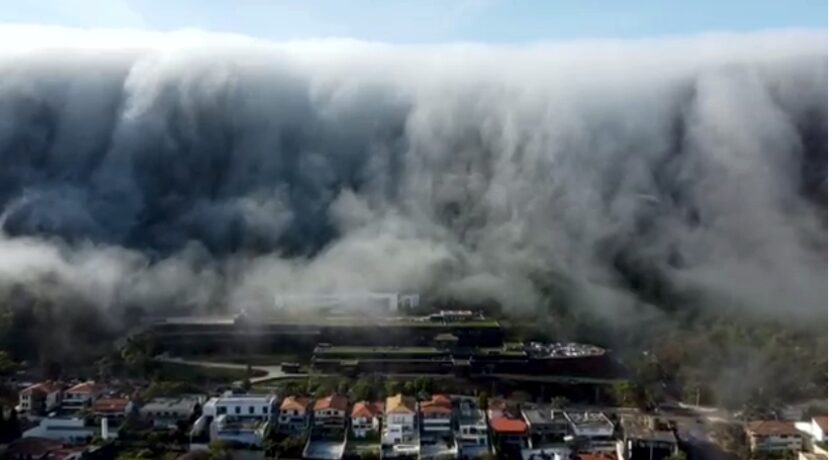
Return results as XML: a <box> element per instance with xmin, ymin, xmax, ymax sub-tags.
<box><xmin>746</xmin><ymin>420</ymin><xmax>800</xmax><ymax>436</ymax></box>
<box><xmin>92</xmin><ymin>398</ymin><xmax>130</xmax><ymax>413</ymax></box>
<box><xmin>66</xmin><ymin>381</ymin><xmax>102</xmax><ymax>395</ymax></box>
<box><xmin>314</xmin><ymin>395</ymin><xmax>349</xmax><ymax>412</ymax></box>
<box><xmin>21</xmin><ymin>381</ymin><xmax>63</xmax><ymax>396</ymax></box>
<box><xmin>352</xmin><ymin>401</ymin><xmax>384</xmax><ymax>418</ymax></box>
<box><xmin>420</xmin><ymin>395</ymin><xmax>453</xmax><ymax>415</ymax></box>
<box><xmin>814</xmin><ymin>416</ymin><xmax>828</xmax><ymax>433</ymax></box>
<box><xmin>386</xmin><ymin>394</ymin><xmax>416</xmax><ymax>414</ymax></box>
<box><xmin>280</xmin><ymin>396</ymin><xmax>309</xmax><ymax>412</ymax></box>
<box><xmin>490</xmin><ymin>416</ymin><xmax>528</xmax><ymax>434</ymax></box>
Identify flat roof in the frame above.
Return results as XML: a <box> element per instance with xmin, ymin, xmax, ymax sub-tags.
<box><xmin>523</xmin><ymin>407</ymin><xmax>568</xmax><ymax>426</ymax></box>
<box><xmin>140</xmin><ymin>397</ymin><xmax>200</xmax><ymax>413</ymax></box>
<box><xmin>620</xmin><ymin>416</ymin><xmax>677</xmax><ymax>443</ymax></box>
<box><xmin>159</xmin><ymin>315</ymin><xmax>499</xmax><ymax>328</ymax></box>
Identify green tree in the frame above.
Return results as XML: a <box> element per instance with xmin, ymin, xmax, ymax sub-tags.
<box><xmin>667</xmin><ymin>451</ymin><xmax>687</xmax><ymax>460</ymax></box>
<box><xmin>478</xmin><ymin>392</ymin><xmax>489</xmax><ymax>410</ymax></box>
<box><xmin>385</xmin><ymin>380</ymin><xmax>404</xmax><ymax>396</ymax></box>
<box><xmin>360</xmin><ymin>449</ymin><xmax>380</xmax><ymax>460</ymax></box>
<box><xmin>0</xmin><ymin>351</ymin><xmax>18</xmax><ymax>376</ymax></box>
<box><xmin>351</xmin><ymin>377</ymin><xmax>375</xmax><ymax>401</ymax></box>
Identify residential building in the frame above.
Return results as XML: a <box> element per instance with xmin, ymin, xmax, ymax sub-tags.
<box><xmin>564</xmin><ymin>411</ymin><xmax>616</xmax><ymax>453</ymax></box>
<box><xmin>522</xmin><ymin>407</ymin><xmax>571</xmax><ymax>447</ymax></box>
<box><xmin>198</xmin><ymin>393</ymin><xmax>277</xmax><ymax>448</ymax></box>
<box><xmin>618</xmin><ymin>415</ymin><xmax>678</xmax><ymax>460</ymax></box>
<box><xmin>313</xmin><ymin>394</ymin><xmax>349</xmax><ymax>432</ymax></box>
<box><xmin>456</xmin><ymin>398</ymin><xmax>489</xmax><ymax>459</ymax></box>
<box><xmin>19</xmin><ymin>382</ymin><xmax>63</xmax><ymax>414</ymax></box>
<box><xmin>746</xmin><ymin>420</ymin><xmax>803</xmax><ymax>458</ymax></box>
<box><xmin>489</xmin><ymin>400</ymin><xmax>530</xmax><ymax>454</ymax></box>
<box><xmin>139</xmin><ymin>396</ymin><xmax>203</xmax><ymax>429</ymax></box>
<box><xmin>22</xmin><ymin>417</ymin><xmax>95</xmax><ymax>444</ymax></box>
<box><xmin>201</xmin><ymin>392</ymin><xmax>276</xmax><ymax>420</ymax></box>
<box><xmin>351</xmin><ymin>401</ymin><xmax>383</xmax><ymax>438</ymax></box>
<box><xmin>62</xmin><ymin>382</ymin><xmax>104</xmax><ymax>411</ymax></box>
<box><xmin>278</xmin><ymin>396</ymin><xmax>310</xmax><ymax>434</ymax></box>
<box><xmin>91</xmin><ymin>398</ymin><xmax>134</xmax><ymax>421</ymax></box>
<box><xmin>383</xmin><ymin>393</ymin><xmax>419</xmax><ymax>455</ymax></box>
<box><xmin>521</xmin><ymin>445</ymin><xmax>572</xmax><ymax>460</ymax></box>
<box><xmin>420</xmin><ymin>394</ymin><xmax>453</xmax><ymax>434</ymax></box>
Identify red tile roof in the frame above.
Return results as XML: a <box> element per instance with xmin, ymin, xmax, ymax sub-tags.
<box><xmin>66</xmin><ymin>381</ymin><xmax>102</xmax><ymax>395</ymax></box>
<box><xmin>352</xmin><ymin>401</ymin><xmax>384</xmax><ymax>418</ymax></box>
<box><xmin>746</xmin><ymin>420</ymin><xmax>800</xmax><ymax>436</ymax></box>
<box><xmin>46</xmin><ymin>446</ymin><xmax>87</xmax><ymax>460</ymax></box>
<box><xmin>490</xmin><ymin>416</ymin><xmax>528</xmax><ymax>434</ymax></box>
<box><xmin>280</xmin><ymin>396</ymin><xmax>309</xmax><ymax>412</ymax></box>
<box><xmin>813</xmin><ymin>416</ymin><xmax>828</xmax><ymax>433</ymax></box>
<box><xmin>92</xmin><ymin>398</ymin><xmax>130</xmax><ymax>414</ymax></box>
<box><xmin>314</xmin><ymin>394</ymin><xmax>349</xmax><ymax>412</ymax></box>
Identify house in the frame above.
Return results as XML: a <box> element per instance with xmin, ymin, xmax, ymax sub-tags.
<box><xmin>139</xmin><ymin>396</ymin><xmax>203</xmax><ymax>429</ymax></box>
<box><xmin>278</xmin><ymin>396</ymin><xmax>310</xmax><ymax>434</ymax></box>
<box><xmin>420</xmin><ymin>394</ymin><xmax>454</xmax><ymax>434</ymax></box>
<box><xmin>62</xmin><ymin>382</ymin><xmax>104</xmax><ymax>411</ymax></box>
<box><xmin>313</xmin><ymin>394</ymin><xmax>349</xmax><ymax>432</ymax></box>
<box><xmin>456</xmin><ymin>398</ymin><xmax>489</xmax><ymax>459</ymax></box>
<box><xmin>198</xmin><ymin>393</ymin><xmax>277</xmax><ymax>448</ymax></box>
<box><xmin>618</xmin><ymin>415</ymin><xmax>678</xmax><ymax>460</ymax></box>
<box><xmin>812</xmin><ymin>417</ymin><xmax>828</xmax><ymax>444</ymax></box>
<box><xmin>489</xmin><ymin>400</ymin><xmax>530</xmax><ymax>454</ymax></box>
<box><xmin>351</xmin><ymin>401</ymin><xmax>384</xmax><ymax>438</ymax></box>
<box><xmin>564</xmin><ymin>411</ymin><xmax>616</xmax><ymax>453</ymax></box>
<box><xmin>521</xmin><ymin>445</ymin><xmax>572</xmax><ymax>460</ymax></box>
<box><xmin>521</xmin><ymin>407</ymin><xmax>571</xmax><ymax>447</ymax></box>
<box><xmin>91</xmin><ymin>398</ymin><xmax>134</xmax><ymax>421</ymax></box>
<box><xmin>19</xmin><ymin>382</ymin><xmax>63</xmax><ymax>414</ymax></box>
<box><xmin>383</xmin><ymin>393</ymin><xmax>419</xmax><ymax>456</ymax></box>
<box><xmin>746</xmin><ymin>420</ymin><xmax>803</xmax><ymax>457</ymax></box>
<box><xmin>22</xmin><ymin>417</ymin><xmax>95</xmax><ymax>444</ymax></box>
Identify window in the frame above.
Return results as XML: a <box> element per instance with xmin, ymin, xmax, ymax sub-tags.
<box><xmin>217</xmin><ymin>407</ymin><xmax>227</xmax><ymax>415</ymax></box>
<box><xmin>249</xmin><ymin>406</ymin><xmax>255</xmax><ymax>415</ymax></box>
<box><xmin>235</xmin><ymin>406</ymin><xmax>241</xmax><ymax>415</ymax></box>
<box><xmin>263</xmin><ymin>407</ymin><xmax>268</xmax><ymax>414</ymax></box>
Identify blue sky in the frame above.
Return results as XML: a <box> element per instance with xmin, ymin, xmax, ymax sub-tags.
<box><xmin>1</xmin><ymin>0</ymin><xmax>827</xmax><ymax>43</ymax></box>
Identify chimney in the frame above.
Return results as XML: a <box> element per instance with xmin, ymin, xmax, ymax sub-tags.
<box><xmin>101</xmin><ymin>417</ymin><xmax>109</xmax><ymax>440</ymax></box>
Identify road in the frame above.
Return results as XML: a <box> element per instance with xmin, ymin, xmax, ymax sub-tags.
<box><xmin>154</xmin><ymin>356</ymin><xmax>303</xmax><ymax>385</ymax></box>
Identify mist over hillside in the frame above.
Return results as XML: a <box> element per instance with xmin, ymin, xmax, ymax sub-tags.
<box><xmin>0</xmin><ymin>26</ymin><xmax>826</xmax><ymax>332</ymax></box>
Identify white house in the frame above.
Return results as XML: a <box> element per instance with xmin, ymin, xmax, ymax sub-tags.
<box><xmin>22</xmin><ymin>416</ymin><xmax>95</xmax><ymax>444</ymax></box>
<box><xmin>456</xmin><ymin>399</ymin><xmax>489</xmax><ymax>459</ymax></box>
<box><xmin>313</xmin><ymin>394</ymin><xmax>349</xmax><ymax>431</ymax></box>
<box><xmin>746</xmin><ymin>420</ymin><xmax>803</xmax><ymax>457</ymax></box>
<box><xmin>352</xmin><ymin>401</ymin><xmax>383</xmax><ymax>438</ymax></box>
<box><xmin>420</xmin><ymin>394</ymin><xmax>453</xmax><ymax>434</ymax></box>
<box><xmin>19</xmin><ymin>382</ymin><xmax>63</xmax><ymax>414</ymax></box>
<box><xmin>278</xmin><ymin>396</ymin><xmax>310</xmax><ymax>433</ymax></box>
<box><xmin>139</xmin><ymin>396</ymin><xmax>203</xmax><ymax>428</ymax></box>
<box><xmin>202</xmin><ymin>392</ymin><xmax>276</xmax><ymax>420</ymax></box>
<box><xmin>62</xmin><ymin>382</ymin><xmax>104</xmax><ymax>411</ymax></box>
<box><xmin>564</xmin><ymin>411</ymin><xmax>616</xmax><ymax>453</ymax></box>
<box><xmin>197</xmin><ymin>393</ymin><xmax>276</xmax><ymax>448</ymax></box>
<box><xmin>383</xmin><ymin>394</ymin><xmax>418</xmax><ymax>446</ymax></box>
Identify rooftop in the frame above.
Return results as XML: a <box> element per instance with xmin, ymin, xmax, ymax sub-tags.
<box><xmin>564</xmin><ymin>411</ymin><xmax>614</xmax><ymax>429</ymax></box>
<box><xmin>21</xmin><ymin>381</ymin><xmax>63</xmax><ymax>396</ymax></box>
<box><xmin>491</xmin><ymin>416</ymin><xmax>528</xmax><ymax>434</ymax></box>
<box><xmin>315</xmin><ymin>394</ymin><xmax>349</xmax><ymax>412</ymax></box>
<box><xmin>747</xmin><ymin>420</ymin><xmax>801</xmax><ymax>436</ymax></box>
<box><xmin>352</xmin><ymin>401</ymin><xmax>384</xmax><ymax>418</ymax></box>
<box><xmin>620</xmin><ymin>415</ymin><xmax>677</xmax><ymax>443</ymax></box>
<box><xmin>281</xmin><ymin>396</ymin><xmax>310</xmax><ymax>412</ymax></box>
<box><xmin>65</xmin><ymin>381</ymin><xmax>103</xmax><ymax>395</ymax></box>
<box><xmin>522</xmin><ymin>407</ymin><xmax>568</xmax><ymax>426</ymax></box>
<box><xmin>420</xmin><ymin>395</ymin><xmax>453</xmax><ymax>415</ymax></box>
<box><xmin>386</xmin><ymin>394</ymin><xmax>416</xmax><ymax>414</ymax></box>
<box><xmin>141</xmin><ymin>397</ymin><xmax>200</xmax><ymax>413</ymax></box>
<box><xmin>92</xmin><ymin>398</ymin><xmax>131</xmax><ymax>413</ymax></box>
